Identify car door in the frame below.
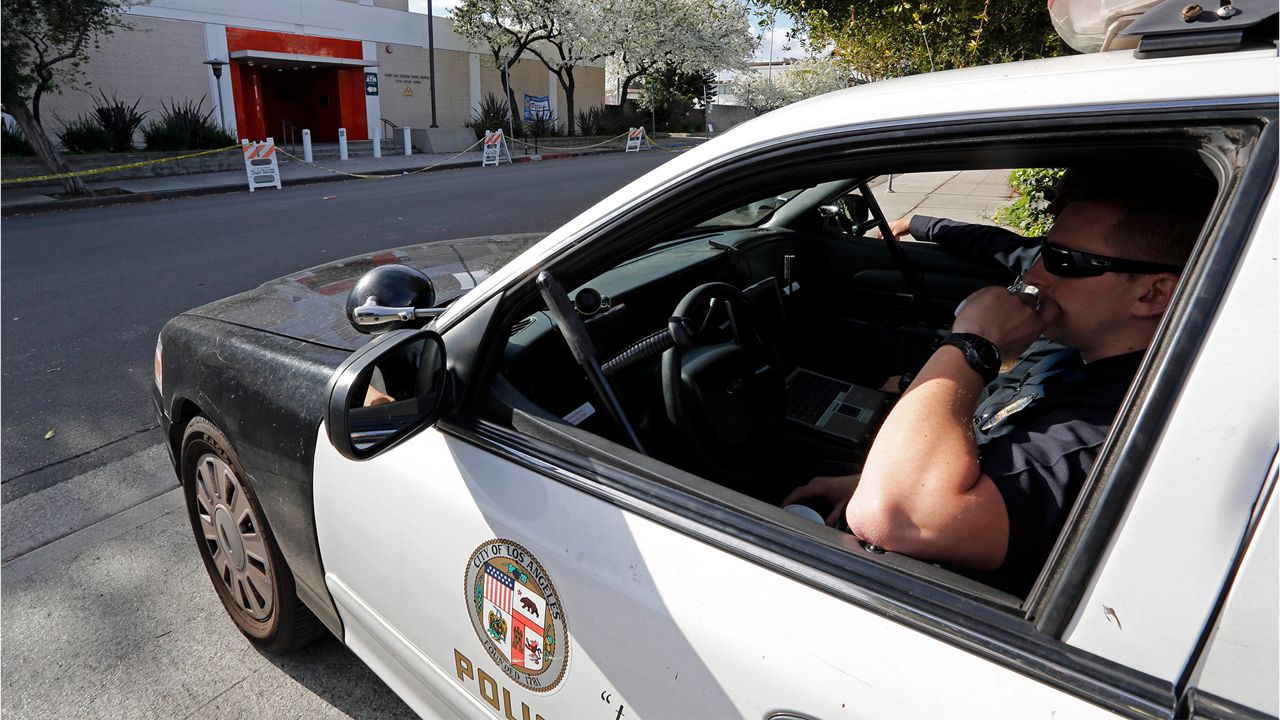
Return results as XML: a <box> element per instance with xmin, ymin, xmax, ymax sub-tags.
<box><xmin>311</xmin><ymin>303</ymin><xmax>1136</xmax><ymax>720</ymax></box>
<box><xmin>313</xmin><ymin>411</ymin><xmax>1131</xmax><ymax>720</ymax></box>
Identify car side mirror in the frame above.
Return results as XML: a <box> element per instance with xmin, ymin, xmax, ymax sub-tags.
<box><xmin>345</xmin><ymin>264</ymin><xmax>444</xmax><ymax>333</ymax></box>
<box><xmin>326</xmin><ymin>328</ymin><xmax>450</xmax><ymax>460</ymax></box>
<box><xmin>841</xmin><ymin>193</ymin><xmax>871</xmax><ymax>226</ymax></box>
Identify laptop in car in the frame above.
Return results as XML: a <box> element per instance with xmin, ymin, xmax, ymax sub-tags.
<box><xmin>743</xmin><ymin>277</ymin><xmax>889</xmax><ymax>446</ymax></box>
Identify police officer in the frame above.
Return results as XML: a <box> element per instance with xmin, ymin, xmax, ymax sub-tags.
<box><xmin>785</xmin><ymin>173</ymin><xmax>1213</xmax><ymax>594</ymax></box>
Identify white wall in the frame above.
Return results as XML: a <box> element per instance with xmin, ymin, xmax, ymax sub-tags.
<box><xmin>36</xmin><ymin>1</ymin><xmax>605</xmax><ymax>142</ymax></box>
<box><xmin>130</xmin><ymin>0</ymin><xmax>425</xmax><ymax>46</ymax></box>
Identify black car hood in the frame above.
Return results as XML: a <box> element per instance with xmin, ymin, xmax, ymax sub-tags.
<box><xmin>186</xmin><ymin>234</ymin><xmax>545</xmax><ymax>351</ymax></box>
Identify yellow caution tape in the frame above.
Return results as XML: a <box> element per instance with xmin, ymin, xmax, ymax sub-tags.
<box><xmin>508</xmin><ymin>130</ymin><xmax>695</xmax><ymax>154</ymax></box>
<box><xmin>0</xmin><ymin>145</ymin><xmax>242</xmax><ymax>185</ymax></box>
<box><xmin>507</xmin><ymin>132</ymin><xmax>630</xmax><ymax>152</ymax></box>
<box><xmin>2</xmin><ymin>131</ymin><xmax>688</xmax><ymax>188</ymax></box>
<box><xmin>274</xmin><ymin>136</ymin><xmax>487</xmax><ymax>179</ymax></box>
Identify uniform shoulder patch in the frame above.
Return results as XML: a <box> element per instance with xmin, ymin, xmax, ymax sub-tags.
<box><xmin>463</xmin><ymin>539</ymin><xmax>570</xmax><ymax>693</ymax></box>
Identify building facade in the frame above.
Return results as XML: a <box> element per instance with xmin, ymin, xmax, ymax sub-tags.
<box><xmin>39</xmin><ymin>0</ymin><xmax>605</xmax><ymax>143</ymax></box>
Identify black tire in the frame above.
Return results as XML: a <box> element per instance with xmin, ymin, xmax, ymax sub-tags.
<box><xmin>181</xmin><ymin>416</ymin><xmax>321</xmax><ymax>653</ymax></box>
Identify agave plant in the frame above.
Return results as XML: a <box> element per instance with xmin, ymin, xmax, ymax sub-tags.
<box><xmin>466</xmin><ymin>93</ymin><xmax>521</xmax><ymax>139</ymax></box>
<box><xmin>57</xmin><ymin>114</ymin><xmax>112</xmax><ymax>153</ymax></box>
<box><xmin>91</xmin><ymin>92</ymin><xmax>147</xmax><ymax>152</ymax></box>
<box><xmin>525</xmin><ymin>112</ymin><xmax>561</xmax><ymax>139</ymax></box>
<box><xmin>142</xmin><ymin>97</ymin><xmax>235</xmax><ymax>151</ymax></box>
<box><xmin>574</xmin><ymin>105</ymin><xmax>605</xmax><ymax>136</ymax></box>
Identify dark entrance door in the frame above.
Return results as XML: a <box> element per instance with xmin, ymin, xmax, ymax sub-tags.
<box><xmin>259</xmin><ymin>68</ymin><xmax>343</xmax><ymax>142</ymax></box>
<box><xmin>233</xmin><ymin>62</ymin><xmax>367</xmax><ymax>142</ymax></box>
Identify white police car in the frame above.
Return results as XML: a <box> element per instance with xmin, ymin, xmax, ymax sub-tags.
<box><xmin>153</xmin><ymin>1</ymin><xmax>1279</xmax><ymax>717</ymax></box>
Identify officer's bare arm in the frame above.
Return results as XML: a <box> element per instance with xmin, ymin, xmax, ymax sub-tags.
<box><xmin>846</xmin><ymin>287</ymin><xmax>1053</xmax><ymax>571</ymax></box>
<box><xmin>845</xmin><ymin>346</ymin><xmax>1009</xmax><ymax>570</ymax></box>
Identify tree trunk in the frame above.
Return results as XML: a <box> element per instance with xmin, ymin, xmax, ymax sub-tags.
<box><xmin>561</xmin><ymin>71</ymin><xmax>576</xmax><ymax>136</ymax></box>
<box><xmin>9</xmin><ymin>102</ymin><xmax>91</xmax><ymax>196</ymax></box>
<box><xmin>619</xmin><ymin>70</ymin><xmax>647</xmax><ymax>105</ymax></box>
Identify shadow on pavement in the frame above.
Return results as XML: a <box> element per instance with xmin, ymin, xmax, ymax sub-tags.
<box><xmin>255</xmin><ymin>633</ymin><xmax>418</xmax><ymax>719</ymax></box>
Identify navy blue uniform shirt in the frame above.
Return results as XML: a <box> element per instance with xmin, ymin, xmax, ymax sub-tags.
<box><xmin>906</xmin><ymin>215</ymin><xmax>1142</xmax><ymax>594</ymax></box>
<box><xmin>974</xmin><ymin>350</ymin><xmax>1142</xmax><ymax>595</ymax></box>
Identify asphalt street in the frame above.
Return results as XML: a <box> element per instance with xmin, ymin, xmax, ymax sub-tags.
<box><xmin>1</xmin><ymin>151</ymin><xmax>669</xmax><ymax>514</ymax></box>
<box><xmin>0</xmin><ymin>151</ymin><xmax>672</xmax><ymax>718</ymax></box>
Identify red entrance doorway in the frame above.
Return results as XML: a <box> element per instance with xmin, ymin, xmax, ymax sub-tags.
<box><xmin>226</xmin><ymin>28</ymin><xmax>370</xmax><ymax>142</ymax></box>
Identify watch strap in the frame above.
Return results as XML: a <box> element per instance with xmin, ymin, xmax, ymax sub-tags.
<box><xmin>941</xmin><ymin>332</ymin><xmax>1000</xmax><ymax>384</ymax></box>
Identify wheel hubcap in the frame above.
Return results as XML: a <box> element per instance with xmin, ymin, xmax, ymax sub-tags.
<box><xmin>194</xmin><ymin>453</ymin><xmax>274</xmax><ymax>621</ymax></box>
<box><xmin>214</xmin><ymin>506</ymin><xmax>247</xmax><ymax>571</ymax></box>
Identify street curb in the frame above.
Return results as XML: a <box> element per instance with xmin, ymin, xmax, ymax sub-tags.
<box><xmin>1</xmin><ymin>146</ymin><xmax>628</xmax><ymax>216</ymax></box>
<box><xmin>1</xmin><ymin>485</ymin><xmax>182</xmax><ymax>582</ymax></box>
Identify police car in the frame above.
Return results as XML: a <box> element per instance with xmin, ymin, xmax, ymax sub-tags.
<box><xmin>152</xmin><ymin>1</ymin><xmax>1279</xmax><ymax>717</ymax></box>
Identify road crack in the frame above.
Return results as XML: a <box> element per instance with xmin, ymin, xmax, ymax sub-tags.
<box><xmin>183</xmin><ymin>672</ymin><xmax>252</xmax><ymax>719</ymax></box>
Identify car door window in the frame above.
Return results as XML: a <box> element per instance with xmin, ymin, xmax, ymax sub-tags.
<box><xmin>482</xmin><ymin>127</ymin><xmax>1235</xmax><ymax>605</ymax></box>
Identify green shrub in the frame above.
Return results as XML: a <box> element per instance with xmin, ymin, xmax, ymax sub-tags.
<box><xmin>575</xmin><ymin>106</ymin><xmax>605</xmax><ymax>136</ymax></box>
<box><xmin>993</xmin><ymin>168</ymin><xmax>1065</xmax><ymax>237</ymax></box>
<box><xmin>142</xmin><ymin>97</ymin><xmax>235</xmax><ymax>151</ymax></box>
<box><xmin>92</xmin><ymin>92</ymin><xmax>146</xmax><ymax>152</ymax></box>
<box><xmin>601</xmin><ymin>102</ymin><xmax>643</xmax><ymax>136</ymax></box>
<box><xmin>525</xmin><ymin>112</ymin><xmax>561</xmax><ymax>138</ymax></box>
<box><xmin>1</xmin><ymin>124</ymin><xmax>34</xmax><ymax>156</ymax></box>
<box><xmin>58</xmin><ymin>115</ymin><xmax>113</xmax><ymax>153</ymax></box>
<box><xmin>466</xmin><ymin>93</ymin><xmax>522</xmax><ymax>140</ymax></box>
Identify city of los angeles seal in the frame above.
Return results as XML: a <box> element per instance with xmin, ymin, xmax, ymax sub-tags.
<box><xmin>463</xmin><ymin>539</ymin><xmax>569</xmax><ymax>693</ymax></box>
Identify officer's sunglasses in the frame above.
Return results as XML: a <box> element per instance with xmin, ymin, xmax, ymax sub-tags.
<box><xmin>1038</xmin><ymin>240</ymin><xmax>1183</xmax><ymax>278</ymax></box>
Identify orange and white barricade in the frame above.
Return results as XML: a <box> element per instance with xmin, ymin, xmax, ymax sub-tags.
<box><xmin>625</xmin><ymin>127</ymin><xmax>652</xmax><ymax>152</ymax></box>
<box><xmin>482</xmin><ymin>129</ymin><xmax>512</xmax><ymax>167</ymax></box>
<box><xmin>241</xmin><ymin>137</ymin><xmax>282</xmax><ymax>192</ymax></box>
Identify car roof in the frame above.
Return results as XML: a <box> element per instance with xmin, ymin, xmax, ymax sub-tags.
<box><xmin>439</xmin><ymin>48</ymin><xmax>1279</xmax><ymax>327</ymax></box>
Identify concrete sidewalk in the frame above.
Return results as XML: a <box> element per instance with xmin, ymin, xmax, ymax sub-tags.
<box><xmin>0</xmin><ymin>137</ymin><xmax>694</xmax><ymax>216</ymax></box>
<box><xmin>874</xmin><ymin>169</ymin><xmax>1016</xmax><ymax>226</ymax></box>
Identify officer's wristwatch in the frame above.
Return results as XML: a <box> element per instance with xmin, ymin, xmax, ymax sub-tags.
<box><xmin>940</xmin><ymin>332</ymin><xmax>1000</xmax><ymax>385</ymax></box>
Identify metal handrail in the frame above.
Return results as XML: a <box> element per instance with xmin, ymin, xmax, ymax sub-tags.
<box><xmin>381</xmin><ymin>118</ymin><xmax>400</xmax><ymax>145</ymax></box>
<box><xmin>279</xmin><ymin>119</ymin><xmax>300</xmax><ymax>155</ymax></box>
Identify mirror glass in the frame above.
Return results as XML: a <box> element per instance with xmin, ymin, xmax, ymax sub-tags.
<box><xmin>346</xmin><ymin>333</ymin><xmax>447</xmax><ymax>452</ymax></box>
<box><xmin>838</xmin><ymin>191</ymin><xmax>871</xmax><ymax>226</ymax></box>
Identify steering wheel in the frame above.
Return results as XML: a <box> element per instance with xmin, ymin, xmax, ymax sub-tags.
<box><xmin>661</xmin><ymin>283</ymin><xmax>786</xmax><ymax>482</ymax></box>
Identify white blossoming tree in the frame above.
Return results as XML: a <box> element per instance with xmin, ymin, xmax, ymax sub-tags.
<box><xmin>604</xmin><ymin>0</ymin><xmax>756</xmax><ymax>105</ymax></box>
<box><xmin>453</xmin><ymin>0</ymin><xmax>755</xmax><ymax>135</ymax></box>
<box><xmin>452</xmin><ymin>0</ymin><xmax>557</xmax><ymax>130</ymax></box>
<box><xmin>523</xmin><ymin>0</ymin><xmax>611</xmax><ymax>135</ymax></box>
<box><xmin>731</xmin><ymin>56</ymin><xmax>857</xmax><ymax>114</ymax></box>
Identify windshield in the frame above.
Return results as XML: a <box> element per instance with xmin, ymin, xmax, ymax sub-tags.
<box><xmin>695</xmin><ymin>189</ymin><xmax>806</xmax><ymax>229</ymax></box>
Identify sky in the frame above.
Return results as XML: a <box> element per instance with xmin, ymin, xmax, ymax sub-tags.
<box><xmin>755</xmin><ymin>14</ymin><xmax>800</xmax><ymax>62</ymax></box>
<box><xmin>408</xmin><ymin>0</ymin><xmax>802</xmax><ymax>63</ymax></box>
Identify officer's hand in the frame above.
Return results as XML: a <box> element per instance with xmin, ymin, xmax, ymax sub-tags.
<box><xmin>781</xmin><ymin>475</ymin><xmax>860</xmax><ymax>527</ymax></box>
<box><xmin>364</xmin><ymin>385</ymin><xmax>396</xmax><ymax>407</ymax></box>
<box><xmin>867</xmin><ymin>216</ymin><xmax>912</xmax><ymax>240</ymax></box>
<box><xmin>952</xmin><ymin>286</ymin><xmax>1059</xmax><ymax>361</ymax></box>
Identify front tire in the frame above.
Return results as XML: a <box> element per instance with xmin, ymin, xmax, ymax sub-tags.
<box><xmin>181</xmin><ymin>416</ymin><xmax>320</xmax><ymax>653</ymax></box>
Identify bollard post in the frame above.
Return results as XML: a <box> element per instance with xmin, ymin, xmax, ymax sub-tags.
<box><xmin>887</xmin><ymin>173</ymin><xmax>895</xmax><ymax>193</ymax></box>
<box><xmin>338</xmin><ymin>128</ymin><xmax>348</xmax><ymax>160</ymax></box>
<box><xmin>302</xmin><ymin>129</ymin><xmax>313</xmax><ymax>163</ymax></box>
<box><xmin>373</xmin><ymin>135</ymin><xmax>382</xmax><ymax>158</ymax></box>
<box><xmin>403</xmin><ymin>127</ymin><xmax>412</xmax><ymax>156</ymax></box>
